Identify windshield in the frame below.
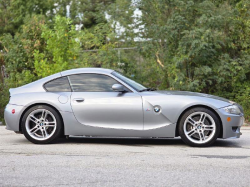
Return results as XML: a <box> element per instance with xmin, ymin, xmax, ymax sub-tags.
<box><xmin>111</xmin><ymin>71</ymin><xmax>146</xmax><ymax>91</ymax></box>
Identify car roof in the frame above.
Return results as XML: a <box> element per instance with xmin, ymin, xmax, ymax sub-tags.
<box><xmin>10</xmin><ymin>68</ymin><xmax>115</xmax><ymax>95</ymax></box>
<box><xmin>60</xmin><ymin>68</ymin><xmax>114</xmax><ymax>76</ymax></box>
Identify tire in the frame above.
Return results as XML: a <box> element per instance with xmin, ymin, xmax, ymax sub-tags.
<box><xmin>178</xmin><ymin>107</ymin><xmax>220</xmax><ymax>147</ymax></box>
<box><xmin>21</xmin><ymin>105</ymin><xmax>63</xmax><ymax>144</ymax></box>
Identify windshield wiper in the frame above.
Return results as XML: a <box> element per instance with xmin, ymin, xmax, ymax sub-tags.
<box><xmin>139</xmin><ymin>88</ymin><xmax>157</xmax><ymax>92</ymax></box>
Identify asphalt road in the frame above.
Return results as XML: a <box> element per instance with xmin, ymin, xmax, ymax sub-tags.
<box><xmin>0</xmin><ymin>126</ymin><xmax>250</xmax><ymax>187</ymax></box>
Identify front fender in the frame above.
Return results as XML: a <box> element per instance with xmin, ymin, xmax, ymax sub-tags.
<box><xmin>142</xmin><ymin>95</ymin><xmax>231</xmax><ymax>125</ymax></box>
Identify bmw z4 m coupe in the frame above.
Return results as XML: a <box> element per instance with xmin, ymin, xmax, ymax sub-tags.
<box><xmin>4</xmin><ymin>68</ymin><xmax>244</xmax><ymax>146</ymax></box>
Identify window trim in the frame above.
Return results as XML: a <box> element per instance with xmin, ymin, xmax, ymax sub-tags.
<box><xmin>43</xmin><ymin>76</ymin><xmax>72</xmax><ymax>92</ymax></box>
<box><xmin>67</xmin><ymin>73</ymin><xmax>133</xmax><ymax>93</ymax></box>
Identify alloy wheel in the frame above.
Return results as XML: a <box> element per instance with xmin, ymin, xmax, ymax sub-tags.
<box><xmin>25</xmin><ymin>109</ymin><xmax>57</xmax><ymax>141</ymax></box>
<box><xmin>183</xmin><ymin>112</ymin><xmax>216</xmax><ymax>144</ymax></box>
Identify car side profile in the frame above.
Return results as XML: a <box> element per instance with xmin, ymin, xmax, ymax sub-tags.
<box><xmin>4</xmin><ymin>68</ymin><xmax>244</xmax><ymax>147</ymax></box>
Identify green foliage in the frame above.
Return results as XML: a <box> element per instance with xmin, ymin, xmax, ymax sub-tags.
<box><xmin>70</xmin><ymin>0</ymin><xmax>115</xmax><ymax>29</ymax></box>
<box><xmin>1</xmin><ymin>15</ymin><xmax>46</xmax><ymax>86</ymax></box>
<box><xmin>234</xmin><ymin>84</ymin><xmax>250</xmax><ymax>120</ymax></box>
<box><xmin>0</xmin><ymin>84</ymin><xmax>9</xmax><ymax>124</ymax></box>
<box><xmin>76</xmin><ymin>23</ymin><xmax>118</xmax><ymax>68</ymax></box>
<box><xmin>34</xmin><ymin>16</ymin><xmax>81</xmax><ymax>78</ymax></box>
<box><xmin>0</xmin><ymin>0</ymin><xmax>55</xmax><ymax>35</ymax></box>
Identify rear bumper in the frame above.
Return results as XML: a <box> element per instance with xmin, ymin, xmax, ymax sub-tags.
<box><xmin>216</xmin><ymin>108</ymin><xmax>244</xmax><ymax>139</ymax></box>
<box><xmin>4</xmin><ymin>104</ymin><xmax>25</xmax><ymax>132</ymax></box>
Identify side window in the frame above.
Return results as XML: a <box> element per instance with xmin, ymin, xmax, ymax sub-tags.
<box><xmin>44</xmin><ymin>77</ymin><xmax>71</xmax><ymax>92</ymax></box>
<box><xmin>68</xmin><ymin>74</ymin><xmax>127</xmax><ymax>92</ymax></box>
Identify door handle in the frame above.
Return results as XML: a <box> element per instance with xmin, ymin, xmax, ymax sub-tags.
<box><xmin>73</xmin><ymin>98</ymin><xmax>85</xmax><ymax>102</ymax></box>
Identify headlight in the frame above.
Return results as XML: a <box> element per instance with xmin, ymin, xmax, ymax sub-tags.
<box><xmin>223</xmin><ymin>105</ymin><xmax>241</xmax><ymax>115</ymax></box>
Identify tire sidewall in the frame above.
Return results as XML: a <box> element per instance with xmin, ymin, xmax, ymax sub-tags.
<box><xmin>178</xmin><ymin>107</ymin><xmax>220</xmax><ymax>147</ymax></box>
<box><xmin>21</xmin><ymin>105</ymin><xmax>63</xmax><ymax>144</ymax></box>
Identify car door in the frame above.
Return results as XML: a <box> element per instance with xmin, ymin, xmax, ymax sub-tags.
<box><xmin>69</xmin><ymin>73</ymin><xmax>143</xmax><ymax>130</ymax></box>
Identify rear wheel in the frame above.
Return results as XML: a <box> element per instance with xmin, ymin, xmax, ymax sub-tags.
<box><xmin>21</xmin><ymin>105</ymin><xmax>63</xmax><ymax>144</ymax></box>
<box><xmin>178</xmin><ymin>107</ymin><xmax>220</xmax><ymax>147</ymax></box>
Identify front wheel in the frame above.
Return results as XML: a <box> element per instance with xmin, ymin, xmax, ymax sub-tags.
<box><xmin>178</xmin><ymin>107</ymin><xmax>220</xmax><ymax>147</ymax></box>
<box><xmin>21</xmin><ymin>105</ymin><xmax>63</xmax><ymax>144</ymax></box>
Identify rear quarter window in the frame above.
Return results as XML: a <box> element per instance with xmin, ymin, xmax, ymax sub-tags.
<box><xmin>44</xmin><ymin>77</ymin><xmax>71</xmax><ymax>92</ymax></box>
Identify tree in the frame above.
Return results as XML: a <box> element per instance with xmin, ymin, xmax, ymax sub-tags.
<box><xmin>0</xmin><ymin>0</ymin><xmax>55</xmax><ymax>36</ymax></box>
<box><xmin>34</xmin><ymin>15</ymin><xmax>81</xmax><ymax>78</ymax></box>
<box><xmin>1</xmin><ymin>15</ymin><xmax>47</xmax><ymax>85</ymax></box>
<box><xmin>70</xmin><ymin>0</ymin><xmax>115</xmax><ymax>29</ymax></box>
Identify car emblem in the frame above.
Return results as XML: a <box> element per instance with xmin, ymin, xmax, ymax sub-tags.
<box><xmin>154</xmin><ymin>106</ymin><xmax>161</xmax><ymax>113</ymax></box>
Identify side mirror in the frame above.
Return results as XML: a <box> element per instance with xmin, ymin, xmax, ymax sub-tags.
<box><xmin>112</xmin><ymin>84</ymin><xmax>126</xmax><ymax>92</ymax></box>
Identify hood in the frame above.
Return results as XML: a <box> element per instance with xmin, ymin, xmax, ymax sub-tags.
<box><xmin>154</xmin><ymin>90</ymin><xmax>232</xmax><ymax>104</ymax></box>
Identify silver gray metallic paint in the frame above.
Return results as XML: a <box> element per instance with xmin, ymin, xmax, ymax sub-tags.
<box><xmin>71</xmin><ymin>92</ymin><xmax>143</xmax><ymax>130</ymax></box>
<box><xmin>4</xmin><ymin>68</ymin><xmax>244</xmax><ymax>139</ymax></box>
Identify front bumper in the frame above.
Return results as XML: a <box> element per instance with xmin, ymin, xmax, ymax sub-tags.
<box><xmin>216</xmin><ymin>108</ymin><xmax>244</xmax><ymax>139</ymax></box>
<box><xmin>4</xmin><ymin>104</ymin><xmax>26</xmax><ymax>132</ymax></box>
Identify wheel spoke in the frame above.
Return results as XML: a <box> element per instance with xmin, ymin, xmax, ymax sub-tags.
<box><xmin>30</xmin><ymin>126</ymin><xmax>37</xmax><ymax>132</ymax></box>
<box><xmin>41</xmin><ymin>129</ymin><xmax>45</xmax><ymax>138</ymax></box>
<box><xmin>200</xmin><ymin>131</ymin><xmax>205</xmax><ymax>141</ymax></box>
<box><xmin>198</xmin><ymin>132</ymin><xmax>202</xmax><ymax>141</ymax></box>
<box><xmin>188</xmin><ymin>117</ymin><xmax>196</xmax><ymax>126</ymax></box>
<box><xmin>41</xmin><ymin>110</ymin><xmax>48</xmax><ymax>120</ymax></box>
<box><xmin>187</xmin><ymin>129</ymin><xmax>196</xmax><ymax>137</ymax></box>
<box><xmin>44</xmin><ymin>128</ymin><xmax>48</xmax><ymax>137</ymax></box>
<box><xmin>29</xmin><ymin>115</ymin><xmax>39</xmax><ymax>123</ymax></box>
<box><xmin>199</xmin><ymin>113</ymin><xmax>206</xmax><ymax>123</ymax></box>
<box><xmin>45</xmin><ymin>121</ymin><xmax>56</xmax><ymax>127</ymax></box>
<box><xmin>46</xmin><ymin>125</ymin><xmax>55</xmax><ymax>128</ymax></box>
<box><xmin>204</xmin><ymin>127</ymin><xmax>214</xmax><ymax>131</ymax></box>
<box><xmin>30</xmin><ymin>126</ymin><xmax>39</xmax><ymax>134</ymax></box>
<box><xmin>204</xmin><ymin>125</ymin><xmax>214</xmax><ymax>131</ymax></box>
<box><xmin>32</xmin><ymin>128</ymin><xmax>39</xmax><ymax>134</ymax></box>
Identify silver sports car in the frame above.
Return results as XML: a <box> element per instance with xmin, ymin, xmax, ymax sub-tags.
<box><xmin>4</xmin><ymin>68</ymin><xmax>244</xmax><ymax>146</ymax></box>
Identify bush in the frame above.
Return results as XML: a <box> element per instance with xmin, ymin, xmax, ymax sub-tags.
<box><xmin>0</xmin><ymin>84</ymin><xmax>10</xmax><ymax>125</ymax></box>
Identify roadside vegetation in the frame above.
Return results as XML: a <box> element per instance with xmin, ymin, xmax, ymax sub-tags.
<box><xmin>0</xmin><ymin>0</ymin><xmax>250</xmax><ymax>123</ymax></box>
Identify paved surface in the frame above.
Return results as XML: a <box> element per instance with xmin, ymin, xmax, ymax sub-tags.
<box><xmin>0</xmin><ymin>126</ymin><xmax>250</xmax><ymax>187</ymax></box>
